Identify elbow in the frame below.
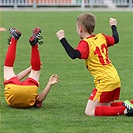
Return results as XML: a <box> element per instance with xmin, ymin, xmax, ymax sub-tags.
<box><xmin>69</xmin><ymin>51</ymin><xmax>81</xmax><ymax>59</ymax></box>
<box><xmin>69</xmin><ymin>55</ymin><xmax>77</xmax><ymax>59</ymax></box>
<box><xmin>114</xmin><ymin>36</ymin><xmax>119</xmax><ymax>44</ymax></box>
<box><xmin>67</xmin><ymin>50</ymin><xmax>81</xmax><ymax>59</ymax></box>
<box><xmin>115</xmin><ymin>39</ymin><xmax>119</xmax><ymax>44</ymax></box>
<box><xmin>67</xmin><ymin>52</ymin><xmax>78</xmax><ymax>59</ymax></box>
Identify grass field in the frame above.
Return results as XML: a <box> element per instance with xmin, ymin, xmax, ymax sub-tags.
<box><xmin>0</xmin><ymin>11</ymin><xmax>133</xmax><ymax>133</ymax></box>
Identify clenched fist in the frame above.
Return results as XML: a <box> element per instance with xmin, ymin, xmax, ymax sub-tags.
<box><xmin>110</xmin><ymin>18</ymin><xmax>117</xmax><ymax>26</ymax></box>
<box><xmin>56</xmin><ymin>30</ymin><xmax>65</xmax><ymax>40</ymax></box>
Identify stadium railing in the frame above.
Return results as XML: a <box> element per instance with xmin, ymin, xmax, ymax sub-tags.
<box><xmin>0</xmin><ymin>0</ymin><xmax>132</xmax><ymax>9</ymax></box>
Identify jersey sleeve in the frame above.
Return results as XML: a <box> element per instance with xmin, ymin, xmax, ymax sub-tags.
<box><xmin>102</xmin><ymin>34</ymin><xmax>115</xmax><ymax>47</ymax></box>
<box><xmin>76</xmin><ymin>40</ymin><xmax>89</xmax><ymax>59</ymax></box>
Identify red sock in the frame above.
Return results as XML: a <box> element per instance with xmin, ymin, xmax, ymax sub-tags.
<box><xmin>4</xmin><ymin>38</ymin><xmax>17</xmax><ymax>67</ymax></box>
<box><xmin>31</xmin><ymin>45</ymin><xmax>41</xmax><ymax>71</ymax></box>
<box><xmin>95</xmin><ymin>106</ymin><xmax>126</xmax><ymax>116</ymax></box>
<box><xmin>111</xmin><ymin>101</ymin><xmax>123</xmax><ymax>107</ymax></box>
<box><xmin>130</xmin><ymin>100</ymin><xmax>133</xmax><ymax>104</ymax></box>
<box><xmin>111</xmin><ymin>100</ymin><xmax>133</xmax><ymax>107</ymax></box>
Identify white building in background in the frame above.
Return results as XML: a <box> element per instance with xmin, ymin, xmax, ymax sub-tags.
<box><xmin>0</xmin><ymin>0</ymin><xmax>132</xmax><ymax>10</ymax></box>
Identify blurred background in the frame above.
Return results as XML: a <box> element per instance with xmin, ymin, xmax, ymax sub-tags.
<box><xmin>0</xmin><ymin>0</ymin><xmax>132</xmax><ymax>11</ymax></box>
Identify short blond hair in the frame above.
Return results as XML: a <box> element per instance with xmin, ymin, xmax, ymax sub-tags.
<box><xmin>76</xmin><ymin>12</ymin><xmax>96</xmax><ymax>34</ymax></box>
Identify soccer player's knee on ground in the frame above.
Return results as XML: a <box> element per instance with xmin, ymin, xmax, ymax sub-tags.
<box><xmin>85</xmin><ymin>109</ymin><xmax>94</xmax><ymax>116</ymax></box>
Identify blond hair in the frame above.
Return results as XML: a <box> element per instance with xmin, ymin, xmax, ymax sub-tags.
<box><xmin>76</xmin><ymin>13</ymin><xmax>96</xmax><ymax>34</ymax></box>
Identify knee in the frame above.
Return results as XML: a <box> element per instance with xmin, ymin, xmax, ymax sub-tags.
<box><xmin>85</xmin><ymin>109</ymin><xmax>94</xmax><ymax>116</ymax></box>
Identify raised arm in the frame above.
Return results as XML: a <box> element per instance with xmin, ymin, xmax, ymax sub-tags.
<box><xmin>16</xmin><ymin>66</ymin><xmax>31</xmax><ymax>80</ymax></box>
<box><xmin>36</xmin><ymin>74</ymin><xmax>59</xmax><ymax>102</ymax></box>
<box><xmin>110</xmin><ymin>18</ymin><xmax>119</xmax><ymax>44</ymax></box>
<box><xmin>56</xmin><ymin>30</ymin><xmax>81</xmax><ymax>59</ymax></box>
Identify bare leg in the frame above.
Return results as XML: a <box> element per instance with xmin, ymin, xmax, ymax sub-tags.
<box><xmin>4</xmin><ymin>66</ymin><xmax>16</xmax><ymax>81</ymax></box>
<box><xmin>4</xmin><ymin>28</ymin><xmax>21</xmax><ymax>80</ymax></box>
<box><xmin>85</xmin><ymin>99</ymin><xmax>110</xmax><ymax>116</ymax></box>
<box><xmin>28</xmin><ymin>28</ymin><xmax>42</xmax><ymax>82</ymax></box>
<box><xmin>28</xmin><ymin>70</ymin><xmax>40</xmax><ymax>82</ymax></box>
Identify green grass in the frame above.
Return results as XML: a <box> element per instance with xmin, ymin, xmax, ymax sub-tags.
<box><xmin>0</xmin><ymin>11</ymin><xmax>133</xmax><ymax>133</ymax></box>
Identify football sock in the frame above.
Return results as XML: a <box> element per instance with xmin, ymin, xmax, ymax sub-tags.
<box><xmin>111</xmin><ymin>100</ymin><xmax>133</xmax><ymax>107</ymax></box>
<box><xmin>111</xmin><ymin>101</ymin><xmax>123</xmax><ymax>106</ymax></box>
<box><xmin>31</xmin><ymin>44</ymin><xmax>41</xmax><ymax>71</ymax></box>
<box><xmin>130</xmin><ymin>100</ymin><xmax>133</xmax><ymax>104</ymax></box>
<box><xmin>4</xmin><ymin>37</ymin><xmax>17</xmax><ymax>67</ymax></box>
<box><xmin>95</xmin><ymin>106</ymin><xmax>125</xmax><ymax>116</ymax></box>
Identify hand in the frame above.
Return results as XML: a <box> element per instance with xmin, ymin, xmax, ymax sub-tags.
<box><xmin>110</xmin><ymin>18</ymin><xmax>117</xmax><ymax>26</ymax></box>
<box><xmin>56</xmin><ymin>30</ymin><xmax>65</xmax><ymax>40</ymax></box>
<box><xmin>48</xmin><ymin>74</ymin><xmax>59</xmax><ymax>86</ymax></box>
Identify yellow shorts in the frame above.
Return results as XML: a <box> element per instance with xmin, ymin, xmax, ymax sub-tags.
<box><xmin>4</xmin><ymin>84</ymin><xmax>38</xmax><ymax>108</ymax></box>
<box><xmin>94</xmin><ymin>74</ymin><xmax>121</xmax><ymax>92</ymax></box>
<box><xmin>90</xmin><ymin>74</ymin><xmax>121</xmax><ymax>102</ymax></box>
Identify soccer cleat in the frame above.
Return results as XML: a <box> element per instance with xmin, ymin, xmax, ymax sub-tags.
<box><xmin>123</xmin><ymin>100</ymin><xmax>133</xmax><ymax>116</ymax></box>
<box><xmin>7</xmin><ymin>28</ymin><xmax>21</xmax><ymax>44</ymax></box>
<box><xmin>29</xmin><ymin>27</ymin><xmax>43</xmax><ymax>46</ymax></box>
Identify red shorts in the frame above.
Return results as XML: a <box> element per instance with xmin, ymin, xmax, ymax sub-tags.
<box><xmin>89</xmin><ymin>88</ymin><xmax>120</xmax><ymax>103</ymax></box>
<box><xmin>4</xmin><ymin>77</ymin><xmax>39</xmax><ymax>86</ymax></box>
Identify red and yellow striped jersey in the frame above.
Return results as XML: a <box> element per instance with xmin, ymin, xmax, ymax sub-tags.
<box><xmin>76</xmin><ymin>33</ymin><xmax>121</xmax><ymax>92</ymax></box>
